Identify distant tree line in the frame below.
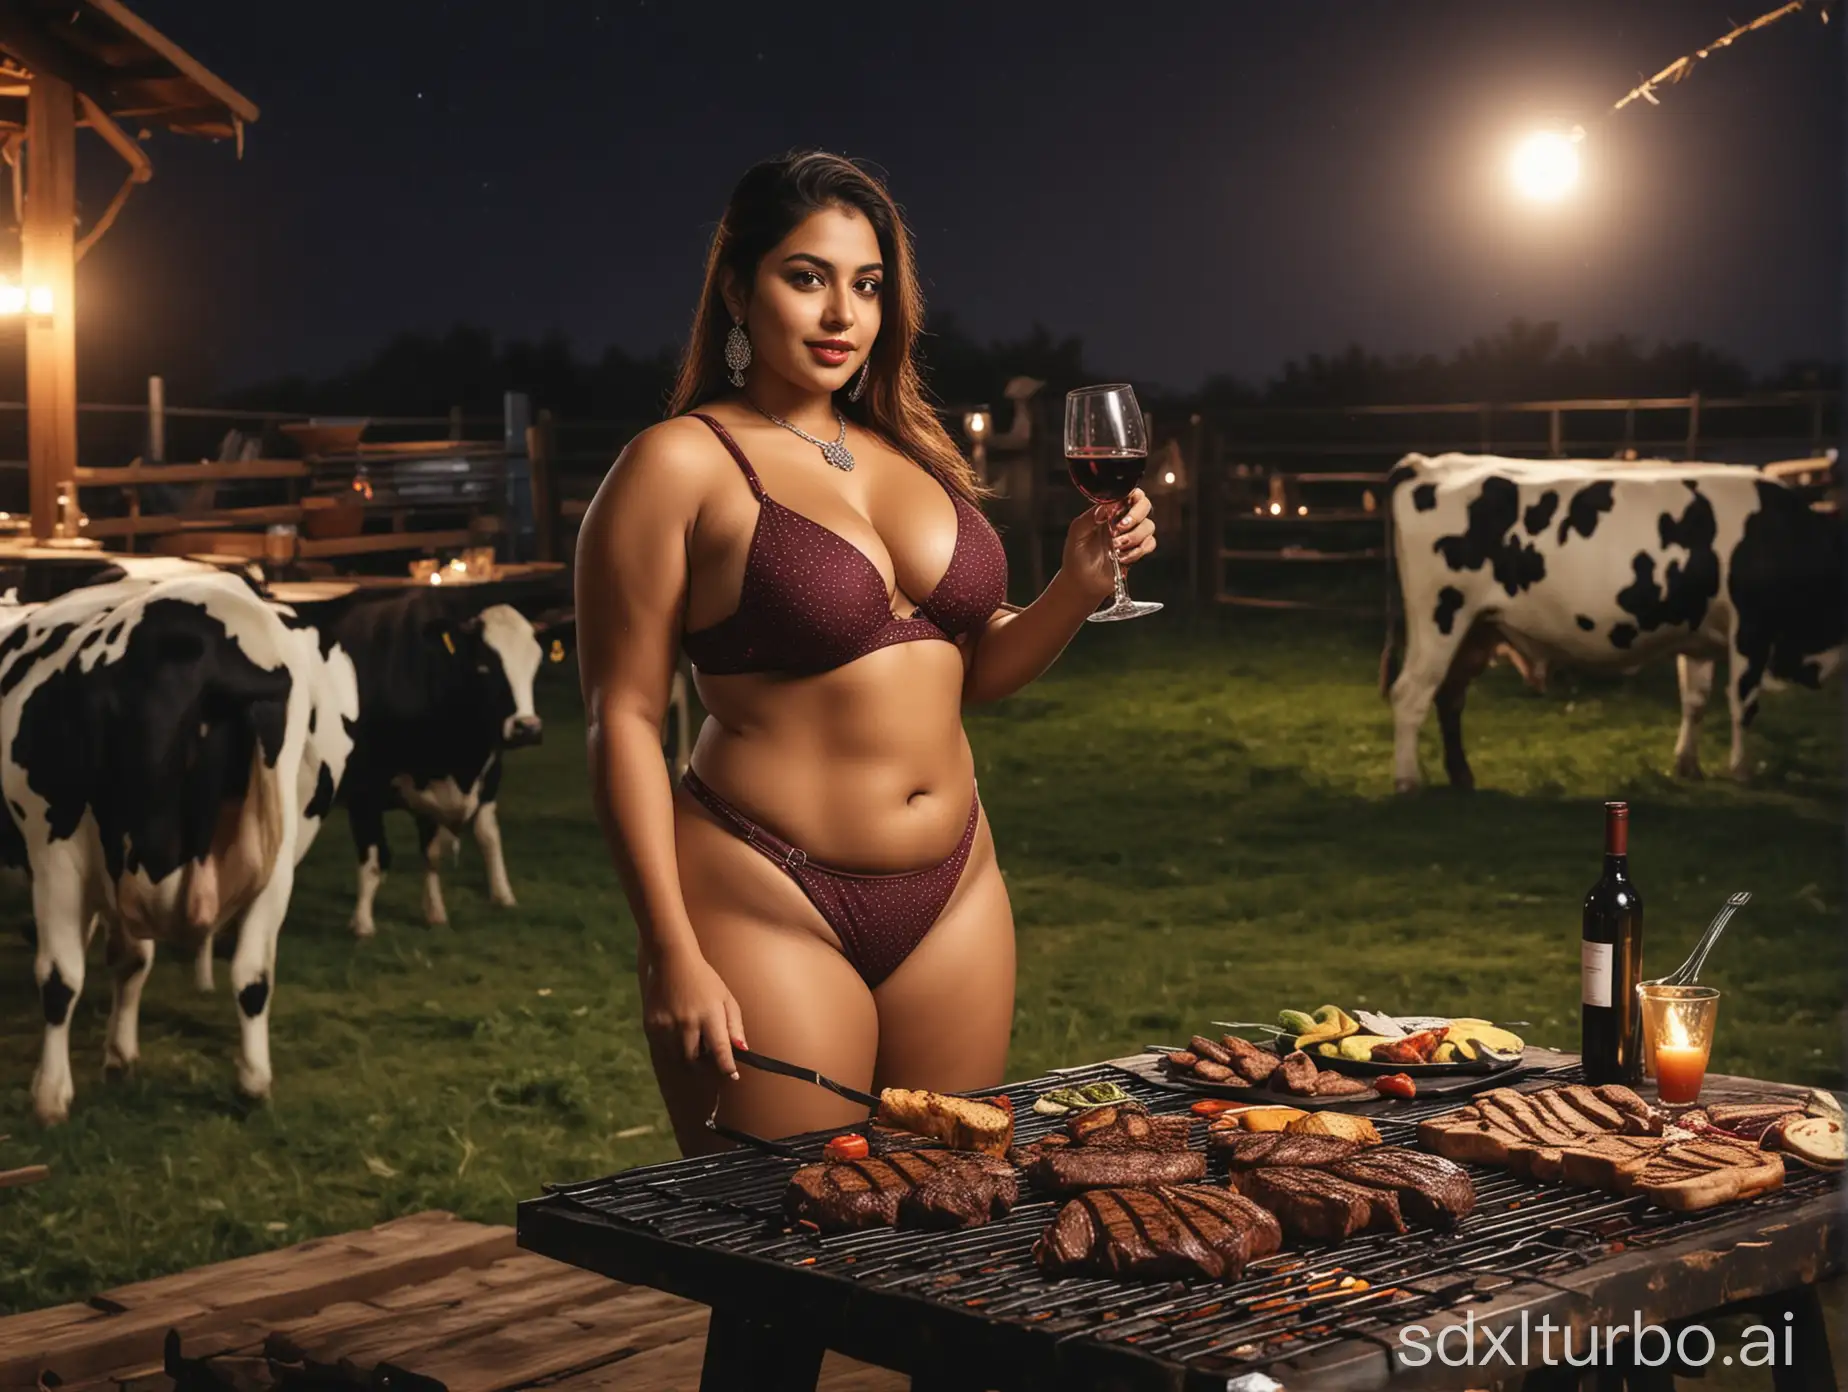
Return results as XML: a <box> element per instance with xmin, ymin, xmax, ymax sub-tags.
<box><xmin>210</xmin><ymin>315</ymin><xmax>1837</xmax><ymax>423</ymax></box>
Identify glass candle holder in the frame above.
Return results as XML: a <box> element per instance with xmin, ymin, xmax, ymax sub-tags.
<box><xmin>1637</xmin><ymin>984</ymin><xmax>1720</xmax><ymax>1105</ymax></box>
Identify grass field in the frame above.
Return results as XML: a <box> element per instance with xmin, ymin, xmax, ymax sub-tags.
<box><xmin>0</xmin><ymin>607</ymin><xmax>1841</xmax><ymax>1317</ymax></box>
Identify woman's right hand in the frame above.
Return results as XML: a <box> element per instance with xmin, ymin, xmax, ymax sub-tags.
<box><xmin>641</xmin><ymin>941</ymin><xmax>746</xmax><ymax>1079</ymax></box>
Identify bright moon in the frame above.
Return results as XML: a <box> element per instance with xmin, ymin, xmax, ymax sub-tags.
<box><xmin>1510</xmin><ymin>130</ymin><xmax>1581</xmax><ymax>202</ymax></box>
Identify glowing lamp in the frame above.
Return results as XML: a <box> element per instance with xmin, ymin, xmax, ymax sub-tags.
<box><xmin>0</xmin><ymin>286</ymin><xmax>23</xmax><ymax>314</ymax></box>
<box><xmin>1297</xmin><ymin>505</ymin><xmax>1308</xmax><ymax>516</ymax></box>
<box><xmin>1269</xmin><ymin>502</ymin><xmax>1282</xmax><ymax>516</ymax></box>
<box><xmin>1163</xmin><ymin>471</ymin><xmax>1176</xmax><ymax>485</ymax></box>
<box><xmin>1510</xmin><ymin>128</ymin><xmax>1583</xmax><ymax>203</ymax></box>
<box><xmin>26</xmin><ymin>286</ymin><xmax>52</xmax><ymax>316</ymax></box>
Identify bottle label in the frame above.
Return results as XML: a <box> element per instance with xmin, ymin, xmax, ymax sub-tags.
<box><xmin>1581</xmin><ymin>941</ymin><xmax>1613</xmax><ymax>1007</ymax></box>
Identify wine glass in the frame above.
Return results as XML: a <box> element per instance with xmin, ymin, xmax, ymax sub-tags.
<box><xmin>1065</xmin><ymin>384</ymin><xmax>1161</xmax><ymax>622</ymax></box>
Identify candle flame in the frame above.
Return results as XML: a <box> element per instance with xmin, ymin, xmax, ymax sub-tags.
<box><xmin>1663</xmin><ymin>1005</ymin><xmax>1694</xmax><ymax>1050</ymax></box>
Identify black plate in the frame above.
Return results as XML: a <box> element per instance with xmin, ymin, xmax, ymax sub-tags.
<box><xmin>1121</xmin><ymin>1050</ymin><xmax>1542</xmax><ymax>1105</ymax></box>
<box><xmin>1261</xmin><ymin>1015</ymin><xmax>1526</xmax><ymax>1077</ymax></box>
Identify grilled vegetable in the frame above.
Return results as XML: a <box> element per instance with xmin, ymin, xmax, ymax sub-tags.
<box><xmin>823</xmin><ymin>1134</ymin><xmax>870</xmax><ymax>1162</ymax></box>
<box><xmin>1443</xmin><ymin>1022</ymin><xmax>1525</xmax><ymax>1060</ymax></box>
<box><xmin>1297</xmin><ymin>1005</ymin><xmax>1360</xmax><ymax>1050</ymax></box>
<box><xmin>1277</xmin><ymin>1009</ymin><xmax>1317</xmax><ymax>1037</ymax></box>
<box><xmin>1374</xmin><ymin>1073</ymin><xmax>1417</xmax><ymax>1099</ymax></box>
<box><xmin>1037</xmin><ymin>1082</ymin><xmax>1133</xmax><ymax>1115</ymax></box>
<box><xmin>1192</xmin><ymin>1098</ymin><xmax>1244</xmax><ymax>1117</ymax></box>
<box><xmin>1338</xmin><ymin>1034</ymin><xmax>1396</xmax><ymax>1062</ymax></box>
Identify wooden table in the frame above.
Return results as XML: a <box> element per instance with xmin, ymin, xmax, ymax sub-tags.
<box><xmin>517</xmin><ymin>1054</ymin><xmax>1842</xmax><ymax>1392</ymax></box>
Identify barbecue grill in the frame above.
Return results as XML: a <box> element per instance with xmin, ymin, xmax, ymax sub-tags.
<box><xmin>517</xmin><ymin>1056</ymin><xmax>1843</xmax><ymax>1390</ymax></box>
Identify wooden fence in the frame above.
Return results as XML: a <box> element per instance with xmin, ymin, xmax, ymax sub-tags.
<box><xmin>18</xmin><ymin>385</ymin><xmax>1834</xmax><ymax>601</ymax></box>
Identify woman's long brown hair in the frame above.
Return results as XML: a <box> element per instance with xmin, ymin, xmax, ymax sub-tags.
<box><xmin>667</xmin><ymin>150</ymin><xmax>982</xmax><ymax>503</ymax></box>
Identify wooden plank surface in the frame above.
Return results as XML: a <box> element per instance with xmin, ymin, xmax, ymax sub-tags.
<box><xmin>0</xmin><ymin>1211</ymin><xmax>515</xmax><ymax>1385</ymax></box>
<box><xmin>0</xmin><ymin>1224</ymin><xmax>903</xmax><ymax>1392</ymax></box>
<box><xmin>74</xmin><ymin>459</ymin><xmax>308</xmax><ymax>485</ymax></box>
<box><xmin>297</xmin><ymin>527</ymin><xmax>476</xmax><ymax>559</ymax></box>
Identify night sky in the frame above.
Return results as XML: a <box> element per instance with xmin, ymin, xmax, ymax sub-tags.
<box><xmin>73</xmin><ymin>1</ymin><xmax>1845</xmax><ymax>398</ymax></box>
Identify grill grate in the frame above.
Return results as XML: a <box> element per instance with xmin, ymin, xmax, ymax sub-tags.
<box><xmin>539</xmin><ymin>1059</ymin><xmax>1840</xmax><ymax>1382</ymax></box>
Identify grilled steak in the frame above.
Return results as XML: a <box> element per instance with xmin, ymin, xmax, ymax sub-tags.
<box><xmin>1035</xmin><ymin>1185</ymin><xmax>1283</xmax><ymax>1280</ymax></box>
<box><xmin>1632</xmin><ymin>1136</ymin><xmax>1783</xmax><ymax>1211</ymax></box>
<box><xmin>1557</xmin><ymin>1134</ymin><xmax>1669</xmax><ymax>1189</ymax></box>
<box><xmin>1701</xmin><ymin>1100</ymin><xmax>1807</xmax><ymax>1142</ymax></box>
<box><xmin>1191</xmin><ymin>1035</ymin><xmax>1235</xmax><ymax>1066</ymax></box>
<box><xmin>1233</xmin><ymin>1166</ymin><xmax>1407</xmax><ymax>1243</ymax></box>
<box><xmin>1164</xmin><ymin>1051</ymin><xmax>1199</xmax><ymax>1074</ymax></box>
<box><xmin>901</xmin><ymin>1156</ymin><xmax>1022</xmax><ymax>1230</ymax></box>
<box><xmin>1025</xmin><ymin>1144</ymin><xmax>1207</xmax><ymax>1195</ymax></box>
<box><xmin>1221</xmin><ymin>1036</ymin><xmax>1281</xmax><ymax>1084</ymax></box>
<box><xmin>1210</xmin><ymin>1132</ymin><xmax>1365</xmax><ymax>1169</ymax></box>
<box><xmin>1327</xmin><ymin>1149</ymin><xmax>1477</xmax><ymax>1229</ymax></box>
<box><xmin>1275</xmin><ymin>1050</ymin><xmax>1320</xmax><ymax>1096</ymax></box>
<box><xmin>1194</xmin><ymin>1059</ymin><xmax>1237</xmax><ymax>1083</ymax></box>
<box><xmin>1068</xmin><ymin>1105</ymin><xmax>1193</xmax><ymax>1151</ymax></box>
<box><xmin>1552</xmin><ymin>1084</ymin><xmax>1629</xmax><ymax>1132</ymax></box>
<box><xmin>1594</xmin><ymin>1085</ymin><xmax>1668</xmax><ymax>1136</ymax></box>
<box><xmin>786</xmin><ymin>1151</ymin><xmax>1017</xmax><ymax>1233</ymax></box>
<box><xmin>1312</xmin><ymin>1071</ymin><xmax>1375</xmax><ymax>1097</ymax></box>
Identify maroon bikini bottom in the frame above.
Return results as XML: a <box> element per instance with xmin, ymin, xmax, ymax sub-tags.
<box><xmin>680</xmin><ymin>769</ymin><xmax>981</xmax><ymax>988</ymax></box>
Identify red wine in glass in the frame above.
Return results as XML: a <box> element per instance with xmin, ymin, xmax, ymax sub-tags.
<box><xmin>1066</xmin><ymin>450</ymin><xmax>1147</xmax><ymax>505</ymax></box>
<box><xmin>1064</xmin><ymin>384</ymin><xmax>1161</xmax><ymax>621</ymax></box>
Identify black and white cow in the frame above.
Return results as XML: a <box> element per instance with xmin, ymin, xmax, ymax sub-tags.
<box><xmin>324</xmin><ymin>589</ymin><xmax>545</xmax><ymax>935</ymax></box>
<box><xmin>0</xmin><ymin>571</ymin><xmax>321</xmax><ymax>1123</ymax></box>
<box><xmin>1383</xmin><ymin>452</ymin><xmax>1843</xmax><ymax>792</ymax></box>
<box><xmin>0</xmin><ymin>557</ymin><xmax>361</xmax><ymax>993</ymax></box>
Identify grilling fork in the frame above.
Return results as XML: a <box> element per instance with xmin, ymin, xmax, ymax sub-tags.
<box><xmin>1643</xmin><ymin>890</ymin><xmax>1750</xmax><ymax>988</ymax></box>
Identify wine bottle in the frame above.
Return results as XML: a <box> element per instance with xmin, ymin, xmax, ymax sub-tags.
<box><xmin>1581</xmin><ymin>800</ymin><xmax>1644</xmax><ymax>1084</ymax></box>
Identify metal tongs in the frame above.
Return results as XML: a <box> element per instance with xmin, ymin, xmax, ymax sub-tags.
<box><xmin>702</xmin><ymin>1047</ymin><xmax>881</xmax><ymax>1159</ymax></box>
<box><xmin>1643</xmin><ymin>890</ymin><xmax>1750</xmax><ymax>987</ymax></box>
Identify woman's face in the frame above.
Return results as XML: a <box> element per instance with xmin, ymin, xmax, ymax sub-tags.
<box><xmin>731</xmin><ymin>204</ymin><xmax>884</xmax><ymax>397</ymax></box>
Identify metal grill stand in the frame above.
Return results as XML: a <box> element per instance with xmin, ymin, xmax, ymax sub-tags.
<box><xmin>518</xmin><ymin>1058</ymin><xmax>1842</xmax><ymax>1391</ymax></box>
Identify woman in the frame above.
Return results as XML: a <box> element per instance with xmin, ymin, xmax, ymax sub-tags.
<box><xmin>576</xmin><ymin>151</ymin><xmax>1156</xmax><ymax>1152</ymax></box>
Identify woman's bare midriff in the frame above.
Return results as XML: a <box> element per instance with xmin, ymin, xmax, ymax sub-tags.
<box><xmin>686</xmin><ymin>636</ymin><xmax>974</xmax><ymax>872</ymax></box>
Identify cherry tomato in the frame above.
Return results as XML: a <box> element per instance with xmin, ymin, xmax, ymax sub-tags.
<box><xmin>1374</xmin><ymin>1073</ymin><xmax>1417</xmax><ymax>1099</ymax></box>
<box><xmin>824</xmin><ymin>1133</ymin><xmax>870</xmax><ymax>1162</ymax></box>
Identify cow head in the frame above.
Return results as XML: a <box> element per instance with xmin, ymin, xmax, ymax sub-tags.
<box><xmin>433</xmin><ymin>603</ymin><xmax>543</xmax><ymax>749</ymax></box>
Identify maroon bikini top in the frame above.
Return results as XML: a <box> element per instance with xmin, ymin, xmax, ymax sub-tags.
<box><xmin>681</xmin><ymin>414</ymin><xmax>1007</xmax><ymax>676</ymax></box>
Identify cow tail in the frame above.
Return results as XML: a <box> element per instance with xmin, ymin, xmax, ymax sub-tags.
<box><xmin>1379</xmin><ymin>468</ymin><xmax>1407</xmax><ymax>699</ymax></box>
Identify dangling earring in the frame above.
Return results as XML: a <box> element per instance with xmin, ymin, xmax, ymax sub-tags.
<box><xmin>724</xmin><ymin>316</ymin><xmax>751</xmax><ymax>388</ymax></box>
<box><xmin>848</xmin><ymin>360</ymin><xmax>870</xmax><ymax>402</ymax></box>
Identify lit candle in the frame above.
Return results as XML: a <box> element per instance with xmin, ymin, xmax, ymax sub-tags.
<box><xmin>1653</xmin><ymin>1043</ymin><xmax>1708</xmax><ymax>1104</ymax></box>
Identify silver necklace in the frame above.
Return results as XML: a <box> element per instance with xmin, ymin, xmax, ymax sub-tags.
<box><xmin>746</xmin><ymin>398</ymin><xmax>855</xmax><ymax>471</ymax></box>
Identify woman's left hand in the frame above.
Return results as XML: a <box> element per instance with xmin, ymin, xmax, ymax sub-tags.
<box><xmin>1061</xmin><ymin>488</ymin><xmax>1157</xmax><ymax>603</ymax></box>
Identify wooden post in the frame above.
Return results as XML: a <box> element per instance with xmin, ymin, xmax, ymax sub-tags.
<box><xmin>147</xmin><ymin>375</ymin><xmax>166</xmax><ymax>462</ymax></box>
<box><xmin>1186</xmin><ymin>413</ymin><xmax>1205</xmax><ymax>605</ymax></box>
<box><xmin>1685</xmin><ymin>392</ymin><xmax>1702</xmax><ymax>461</ymax></box>
<box><xmin>24</xmin><ymin>76</ymin><xmax>77</xmax><ymax>542</ymax></box>
<box><xmin>527</xmin><ymin>407</ymin><xmax>557</xmax><ymax>564</ymax></box>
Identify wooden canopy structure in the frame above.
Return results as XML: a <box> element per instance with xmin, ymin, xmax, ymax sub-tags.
<box><xmin>0</xmin><ymin>0</ymin><xmax>257</xmax><ymax>539</ymax></box>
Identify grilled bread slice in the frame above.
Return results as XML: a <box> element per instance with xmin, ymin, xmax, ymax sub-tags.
<box><xmin>877</xmin><ymin>1088</ymin><xmax>1015</xmax><ymax>1157</ymax></box>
